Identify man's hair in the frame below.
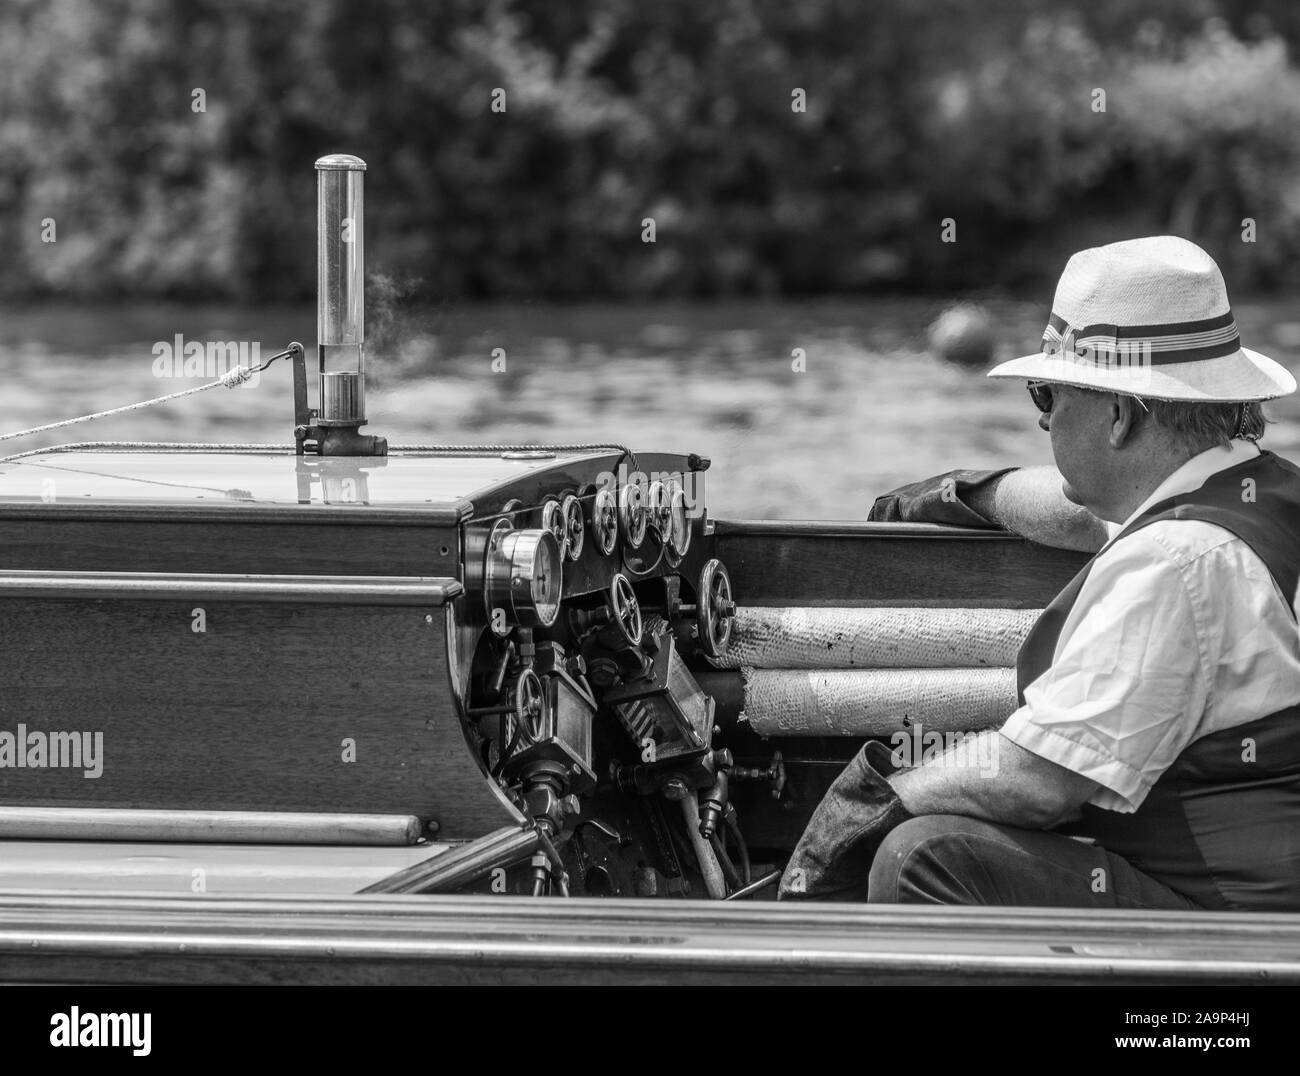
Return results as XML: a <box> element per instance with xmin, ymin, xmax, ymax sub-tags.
<box><xmin>1143</xmin><ymin>399</ymin><xmax>1266</xmax><ymax>449</ymax></box>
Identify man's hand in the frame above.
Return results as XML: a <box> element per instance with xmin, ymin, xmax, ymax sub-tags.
<box><xmin>889</xmin><ymin>730</ymin><xmax>1101</xmax><ymax>829</ymax></box>
<box><xmin>867</xmin><ymin>468</ymin><xmax>1014</xmax><ymax>529</ymax></box>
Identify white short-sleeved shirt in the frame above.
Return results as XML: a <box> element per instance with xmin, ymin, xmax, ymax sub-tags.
<box><xmin>1000</xmin><ymin>440</ymin><xmax>1300</xmax><ymax>812</ymax></box>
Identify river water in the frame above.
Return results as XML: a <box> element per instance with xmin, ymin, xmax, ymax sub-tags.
<box><xmin>2</xmin><ymin>298</ymin><xmax>1297</xmax><ymax>519</ymax></box>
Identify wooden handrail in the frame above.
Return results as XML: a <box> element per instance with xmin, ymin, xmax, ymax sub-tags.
<box><xmin>713</xmin><ymin>518</ymin><xmax>1019</xmax><ymax>540</ymax></box>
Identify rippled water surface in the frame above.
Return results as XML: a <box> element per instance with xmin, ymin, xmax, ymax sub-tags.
<box><xmin>2</xmin><ymin>299</ymin><xmax>1298</xmax><ymax>519</ymax></box>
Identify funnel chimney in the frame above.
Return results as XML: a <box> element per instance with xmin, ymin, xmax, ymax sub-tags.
<box><xmin>312</xmin><ymin>154</ymin><xmax>385</xmax><ymax>455</ymax></box>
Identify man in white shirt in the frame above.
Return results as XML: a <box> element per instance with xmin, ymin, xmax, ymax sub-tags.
<box><xmin>780</xmin><ymin>236</ymin><xmax>1300</xmax><ymax>910</ymax></box>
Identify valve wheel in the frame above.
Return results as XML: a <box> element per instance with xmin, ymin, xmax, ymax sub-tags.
<box><xmin>646</xmin><ymin>480</ymin><xmax>671</xmax><ymax>537</ymax></box>
<box><xmin>619</xmin><ymin>481</ymin><xmax>648</xmax><ymax>550</ymax></box>
<box><xmin>540</xmin><ymin>499</ymin><xmax>568</xmax><ymax>560</ymax></box>
<box><xmin>515</xmin><ymin>669</ymin><xmax>546</xmax><ymax>744</ymax></box>
<box><xmin>697</xmin><ymin>558</ymin><xmax>734</xmax><ymax>658</ymax></box>
<box><xmin>666</xmin><ymin>482</ymin><xmax>692</xmax><ymax>559</ymax></box>
<box><xmin>609</xmin><ymin>573</ymin><xmax>642</xmax><ymax>647</ymax></box>
<box><xmin>561</xmin><ymin>494</ymin><xmax>585</xmax><ymax>561</ymax></box>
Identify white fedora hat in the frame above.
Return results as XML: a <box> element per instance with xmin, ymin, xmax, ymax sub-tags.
<box><xmin>987</xmin><ymin>235</ymin><xmax>1296</xmax><ymax>401</ymax></box>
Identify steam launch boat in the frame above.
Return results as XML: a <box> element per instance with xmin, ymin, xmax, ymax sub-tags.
<box><xmin>0</xmin><ymin>157</ymin><xmax>1296</xmax><ymax>984</ymax></box>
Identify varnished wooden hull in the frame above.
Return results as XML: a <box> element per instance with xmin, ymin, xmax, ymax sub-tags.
<box><xmin>0</xmin><ymin>454</ymin><xmax>1288</xmax><ymax>983</ymax></box>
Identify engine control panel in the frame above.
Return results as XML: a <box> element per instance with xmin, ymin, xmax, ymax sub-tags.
<box><xmin>452</xmin><ymin>450</ymin><xmax>744</xmax><ymax>898</ymax></box>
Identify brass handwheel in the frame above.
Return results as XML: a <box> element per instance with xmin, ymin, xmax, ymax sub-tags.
<box><xmin>609</xmin><ymin>573</ymin><xmax>642</xmax><ymax>647</ymax></box>
<box><xmin>591</xmin><ymin>487</ymin><xmax>619</xmax><ymax>555</ymax></box>
<box><xmin>619</xmin><ymin>481</ymin><xmax>647</xmax><ymax>550</ymax></box>
<box><xmin>697</xmin><ymin>558</ymin><xmax>734</xmax><ymax>658</ymax></box>
<box><xmin>514</xmin><ymin>669</ymin><xmax>546</xmax><ymax>744</ymax></box>
<box><xmin>561</xmin><ymin>494</ymin><xmax>585</xmax><ymax>561</ymax></box>
<box><xmin>540</xmin><ymin>498</ymin><xmax>569</xmax><ymax>560</ymax></box>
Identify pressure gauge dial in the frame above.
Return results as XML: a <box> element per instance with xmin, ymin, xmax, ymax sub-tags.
<box><xmin>667</xmin><ymin>481</ymin><xmax>692</xmax><ymax>557</ymax></box>
<box><xmin>485</xmin><ymin>522</ymin><xmax>563</xmax><ymax>629</ymax></box>
<box><xmin>591</xmin><ymin>488</ymin><xmax>619</xmax><ymax>555</ymax></box>
<box><xmin>561</xmin><ymin>494</ymin><xmax>585</xmax><ymax>561</ymax></box>
<box><xmin>620</xmin><ymin>481</ymin><xmax>648</xmax><ymax>550</ymax></box>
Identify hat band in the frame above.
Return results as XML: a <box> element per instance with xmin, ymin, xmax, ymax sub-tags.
<box><xmin>1043</xmin><ymin>311</ymin><xmax>1240</xmax><ymax>367</ymax></box>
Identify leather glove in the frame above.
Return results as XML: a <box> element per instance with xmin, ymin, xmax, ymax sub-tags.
<box><xmin>778</xmin><ymin>741</ymin><xmax>913</xmax><ymax>902</ymax></box>
<box><xmin>867</xmin><ymin>467</ymin><xmax>1017</xmax><ymax>528</ymax></box>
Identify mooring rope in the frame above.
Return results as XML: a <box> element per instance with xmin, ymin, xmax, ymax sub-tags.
<box><xmin>0</xmin><ymin>334</ymin><xmax>638</xmax><ymax>471</ymax></box>
<box><xmin>0</xmin><ymin>441</ymin><xmax>294</xmax><ymax>463</ymax></box>
<box><xmin>393</xmin><ymin>443</ymin><xmax>637</xmax><ymax>466</ymax></box>
<box><xmin>0</xmin><ymin>366</ymin><xmax>261</xmax><ymax>446</ymax></box>
<box><xmin>1</xmin><ymin>439</ymin><xmax>639</xmax><ymax>466</ymax></box>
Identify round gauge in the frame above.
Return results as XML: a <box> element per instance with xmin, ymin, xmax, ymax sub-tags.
<box><xmin>646</xmin><ymin>481</ymin><xmax>671</xmax><ymax>538</ymax></box>
<box><xmin>485</xmin><ymin>524</ymin><xmax>563</xmax><ymax>629</ymax></box>
<box><xmin>620</xmin><ymin>481</ymin><xmax>648</xmax><ymax>549</ymax></box>
<box><xmin>591</xmin><ymin>487</ymin><xmax>619</xmax><ymax>555</ymax></box>
<box><xmin>667</xmin><ymin>481</ymin><xmax>692</xmax><ymax>557</ymax></box>
<box><xmin>540</xmin><ymin>498</ymin><xmax>568</xmax><ymax>560</ymax></box>
<box><xmin>561</xmin><ymin>494</ymin><xmax>585</xmax><ymax>561</ymax></box>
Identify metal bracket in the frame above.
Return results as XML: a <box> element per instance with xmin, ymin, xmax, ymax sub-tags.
<box><xmin>289</xmin><ymin>341</ymin><xmax>320</xmax><ymax>456</ymax></box>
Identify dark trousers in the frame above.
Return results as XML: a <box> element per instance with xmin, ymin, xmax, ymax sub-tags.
<box><xmin>867</xmin><ymin>814</ymin><xmax>1203</xmax><ymax>909</ymax></box>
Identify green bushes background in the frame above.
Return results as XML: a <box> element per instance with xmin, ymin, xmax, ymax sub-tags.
<box><xmin>2</xmin><ymin>0</ymin><xmax>1299</xmax><ymax>301</ymax></box>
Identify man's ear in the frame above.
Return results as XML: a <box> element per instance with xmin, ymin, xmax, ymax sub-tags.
<box><xmin>1106</xmin><ymin>395</ymin><xmax>1141</xmax><ymax>449</ymax></box>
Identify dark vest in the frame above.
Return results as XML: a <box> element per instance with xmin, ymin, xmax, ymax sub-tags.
<box><xmin>1016</xmin><ymin>449</ymin><xmax>1300</xmax><ymax>910</ymax></box>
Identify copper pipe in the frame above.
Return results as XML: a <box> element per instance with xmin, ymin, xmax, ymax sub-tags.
<box><xmin>0</xmin><ymin>807</ymin><xmax>424</xmax><ymax>846</ymax></box>
<box><xmin>0</xmin><ymin>570</ymin><xmax>460</xmax><ymax>605</ymax></box>
<box><xmin>359</xmin><ymin>825</ymin><xmax>539</xmax><ymax>894</ymax></box>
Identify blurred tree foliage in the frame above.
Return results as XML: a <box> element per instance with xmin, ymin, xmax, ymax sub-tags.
<box><xmin>0</xmin><ymin>0</ymin><xmax>1298</xmax><ymax>300</ymax></box>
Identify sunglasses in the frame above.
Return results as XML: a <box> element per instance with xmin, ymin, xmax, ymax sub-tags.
<box><xmin>1026</xmin><ymin>381</ymin><xmax>1149</xmax><ymax>415</ymax></box>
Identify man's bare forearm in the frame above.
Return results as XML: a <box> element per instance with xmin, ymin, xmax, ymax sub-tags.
<box><xmin>967</xmin><ymin>466</ymin><xmax>1108</xmax><ymax>552</ymax></box>
<box><xmin>889</xmin><ymin>731</ymin><xmax>1099</xmax><ymax>829</ymax></box>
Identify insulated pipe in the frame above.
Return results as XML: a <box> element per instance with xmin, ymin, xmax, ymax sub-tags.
<box><xmin>740</xmin><ymin>667</ymin><xmax>1017</xmax><ymax>736</ymax></box>
<box><xmin>710</xmin><ymin>607</ymin><xmax>1040</xmax><ymax>670</ymax></box>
